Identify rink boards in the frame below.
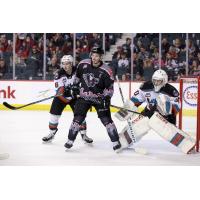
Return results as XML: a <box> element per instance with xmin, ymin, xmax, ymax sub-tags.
<box><xmin>0</xmin><ymin>80</ymin><xmax>198</xmax><ymax>117</ymax></box>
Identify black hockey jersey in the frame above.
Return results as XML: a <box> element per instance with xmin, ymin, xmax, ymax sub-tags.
<box><xmin>75</xmin><ymin>59</ymin><xmax>114</xmax><ymax>100</ymax></box>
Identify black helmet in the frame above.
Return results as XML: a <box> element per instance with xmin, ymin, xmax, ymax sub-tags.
<box><xmin>90</xmin><ymin>46</ymin><xmax>104</xmax><ymax>55</ymax></box>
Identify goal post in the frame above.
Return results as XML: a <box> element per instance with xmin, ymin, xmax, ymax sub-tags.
<box><xmin>179</xmin><ymin>76</ymin><xmax>200</xmax><ymax>152</ymax></box>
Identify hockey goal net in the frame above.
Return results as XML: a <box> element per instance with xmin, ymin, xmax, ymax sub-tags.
<box><xmin>178</xmin><ymin>76</ymin><xmax>200</xmax><ymax>152</ymax></box>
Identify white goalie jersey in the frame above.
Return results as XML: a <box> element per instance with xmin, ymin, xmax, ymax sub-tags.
<box><xmin>130</xmin><ymin>80</ymin><xmax>180</xmax><ymax>118</ymax></box>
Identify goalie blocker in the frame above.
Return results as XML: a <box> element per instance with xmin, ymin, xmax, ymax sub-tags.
<box><xmin>119</xmin><ymin>111</ymin><xmax>195</xmax><ymax>154</ymax></box>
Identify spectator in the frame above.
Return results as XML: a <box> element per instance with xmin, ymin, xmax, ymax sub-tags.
<box><xmin>143</xmin><ymin>57</ymin><xmax>154</xmax><ymax>81</ymax></box>
<box><xmin>121</xmin><ymin>74</ymin><xmax>127</xmax><ymax>81</ymax></box>
<box><xmin>135</xmin><ymin>72</ymin><xmax>144</xmax><ymax>81</ymax></box>
<box><xmin>0</xmin><ymin>58</ymin><xmax>7</xmax><ymax>79</ymax></box>
<box><xmin>161</xmin><ymin>37</ymin><xmax>170</xmax><ymax>55</ymax></box>
<box><xmin>138</xmin><ymin>45</ymin><xmax>150</xmax><ymax>60</ymax></box>
<box><xmin>122</xmin><ymin>37</ymin><xmax>131</xmax><ymax>58</ymax></box>
<box><xmin>88</xmin><ymin>33</ymin><xmax>102</xmax><ymax>49</ymax></box>
<box><xmin>47</xmin><ymin>56</ymin><xmax>60</xmax><ymax>75</ymax></box>
<box><xmin>117</xmin><ymin>52</ymin><xmax>130</xmax><ymax>79</ymax></box>
<box><xmin>188</xmin><ymin>39</ymin><xmax>199</xmax><ymax>57</ymax></box>
<box><xmin>189</xmin><ymin>59</ymin><xmax>200</xmax><ymax>75</ymax></box>
<box><xmin>173</xmin><ymin>38</ymin><xmax>185</xmax><ymax>54</ymax></box>
<box><xmin>27</xmin><ymin>45</ymin><xmax>43</xmax><ymax>76</ymax></box>
<box><xmin>52</xmin><ymin>33</ymin><xmax>64</xmax><ymax>48</ymax></box>
<box><xmin>0</xmin><ymin>34</ymin><xmax>9</xmax><ymax>52</ymax></box>
<box><xmin>133</xmin><ymin>52</ymin><xmax>143</xmax><ymax>76</ymax></box>
<box><xmin>62</xmin><ymin>40</ymin><xmax>73</xmax><ymax>55</ymax></box>
<box><xmin>112</xmin><ymin>46</ymin><xmax>123</xmax><ymax>60</ymax></box>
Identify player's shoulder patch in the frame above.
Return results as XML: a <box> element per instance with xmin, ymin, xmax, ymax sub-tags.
<box><xmin>140</xmin><ymin>81</ymin><xmax>154</xmax><ymax>91</ymax></box>
<box><xmin>100</xmin><ymin>64</ymin><xmax>113</xmax><ymax>78</ymax></box>
<box><xmin>161</xmin><ymin>83</ymin><xmax>179</xmax><ymax>97</ymax></box>
<box><xmin>78</xmin><ymin>59</ymin><xmax>91</xmax><ymax>65</ymax></box>
<box><xmin>54</xmin><ymin>69</ymin><xmax>66</xmax><ymax>80</ymax></box>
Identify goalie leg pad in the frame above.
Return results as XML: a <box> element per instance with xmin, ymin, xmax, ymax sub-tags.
<box><xmin>148</xmin><ymin>112</ymin><xmax>196</xmax><ymax>154</ymax></box>
<box><xmin>119</xmin><ymin>115</ymin><xmax>150</xmax><ymax>148</ymax></box>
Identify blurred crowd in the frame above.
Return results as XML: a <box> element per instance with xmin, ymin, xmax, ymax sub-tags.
<box><xmin>111</xmin><ymin>33</ymin><xmax>200</xmax><ymax>81</ymax></box>
<box><xmin>1</xmin><ymin>33</ymin><xmax>200</xmax><ymax>81</ymax></box>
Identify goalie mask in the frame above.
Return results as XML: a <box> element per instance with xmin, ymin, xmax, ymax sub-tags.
<box><xmin>152</xmin><ymin>69</ymin><xmax>168</xmax><ymax>92</ymax></box>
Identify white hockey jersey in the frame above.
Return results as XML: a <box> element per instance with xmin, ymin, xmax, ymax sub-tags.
<box><xmin>53</xmin><ymin>67</ymin><xmax>77</xmax><ymax>103</ymax></box>
<box><xmin>130</xmin><ymin>81</ymin><xmax>180</xmax><ymax>115</ymax></box>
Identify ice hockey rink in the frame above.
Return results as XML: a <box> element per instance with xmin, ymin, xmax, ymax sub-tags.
<box><xmin>0</xmin><ymin>110</ymin><xmax>199</xmax><ymax>166</ymax></box>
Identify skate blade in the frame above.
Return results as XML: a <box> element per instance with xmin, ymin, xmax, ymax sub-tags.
<box><xmin>42</xmin><ymin>140</ymin><xmax>53</xmax><ymax>144</ymax></box>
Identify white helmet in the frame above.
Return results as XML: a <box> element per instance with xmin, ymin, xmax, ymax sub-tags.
<box><xmin>61</xmin><ymin>55</ymin><xmax>73</xmax><ymax>68</ymax></box>
<box><xmin>152</xmin><ymin>69</ymin><xmax>168</xmax><ymax>92</ymax></box>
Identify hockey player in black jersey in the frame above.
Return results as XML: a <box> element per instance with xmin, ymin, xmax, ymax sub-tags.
<box><xmin>42</xmin><ymin>55</ymin><xmax>93</xmax><ymax>144</ymax></box>
<box><xmin>64</xmin><ymin>46</ymin><xmax>121</xmax><ymax>152</ymax></box>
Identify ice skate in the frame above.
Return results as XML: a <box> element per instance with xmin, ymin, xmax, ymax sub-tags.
<box><xmin>80</xmin><ymin>130</ymin><xmax>93</xmax><ymax>143</ymax></box>
<box><xmin>42</xmin><ymin>129</ymin><xmax>58</xmax><ymax>142</ymax></box>
<box><xmin>64</xmin><ymin>140</ymin><xmax>74</xmax><ymax>149</ymax></box>
<box><xmin>113</xmin><ymin>141</ymin><xmax>122</xmax><ymax>153</ymax></box>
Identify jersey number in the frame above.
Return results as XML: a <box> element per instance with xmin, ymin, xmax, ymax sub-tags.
<box><xmin>134</xmin><ymin>90</ymin><xmax>139</xmax><ymax>96</ymax></box>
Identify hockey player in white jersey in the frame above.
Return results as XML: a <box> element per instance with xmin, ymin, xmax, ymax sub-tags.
<box><xmin>116</xmin><ymin>69</ymin><xmax>196</xmax><ymax>154</ymax></box>
<box><xmin>42</xmin><ymin>55</ymin><xmax>93</xmax><ymax>144</ymax></box>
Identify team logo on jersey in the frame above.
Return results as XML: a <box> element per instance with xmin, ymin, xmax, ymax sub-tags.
<box><xmin>83</xmin><ymin>73</ymin><xmax>99</xmax><ymax>87</ymax></box>
<box><xmin>62</xmin><ymin>78</ymin><xmax>67</xmax><ymax>83</ymax></box>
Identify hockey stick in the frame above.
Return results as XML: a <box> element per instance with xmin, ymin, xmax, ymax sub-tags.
<box><xmin>115</xmin><ymin>75</ymin><xmax>136</xmax><ymax>142</ymax></box>
<box><xmin>3</xmin><ymin>93</ymin><xmax>61</xmax><ymax>110</ymax></box>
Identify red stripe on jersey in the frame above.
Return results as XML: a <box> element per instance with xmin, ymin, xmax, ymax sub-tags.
<box><xmin>49</xmin><ymin>125</ymin><xmax>58</xmax><ymax>129</ymax></box>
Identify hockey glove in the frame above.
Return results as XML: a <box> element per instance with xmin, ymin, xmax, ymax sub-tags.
<box><xmin>71</xmin><ymin>85</ymin><xmax>80</xmax><ymax>99</ymax></box>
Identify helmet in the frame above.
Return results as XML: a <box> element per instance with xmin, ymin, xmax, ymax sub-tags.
<box><xmin>90</xmin><ymin>46</ymin><xmax>104</xmax><ymax>55</ymax></box>
<box><xmin>152</xmin><ymin>69</ymin><xmax>168</xmax><ymax>92</ymax></box>
<box><xmin>61</xmin><ymin>55</ymin><xmax>73</xmax><ymax>68</ymax></box>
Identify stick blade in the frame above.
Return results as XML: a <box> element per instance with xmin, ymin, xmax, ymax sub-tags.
<box><xmin>3</xmin><ymin>102</ymin><xmax>17</xmax><ymax>110</ymax></box>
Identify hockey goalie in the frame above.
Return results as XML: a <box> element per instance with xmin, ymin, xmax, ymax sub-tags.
<box><xmin>115</xmin><ymin>69</ymin><xmax>196</xmax><ymax>154</ymax></box>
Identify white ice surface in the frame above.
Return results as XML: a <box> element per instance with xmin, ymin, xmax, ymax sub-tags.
<box><xmin>0</xmin><ymin>110</ymin><xmax>199</xmax><ymax>166</ymax></box>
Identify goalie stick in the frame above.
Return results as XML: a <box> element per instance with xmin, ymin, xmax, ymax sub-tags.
<box><xmin>110</xmin><ymin>104</ymin><xmax>143</xmax><ymax>115</ymax></box>
<box><xmin>115</xmin><ymin>76</ymin><xmax>148</xmax><ymax>155</ymax></box>
<box><xmin>3</xmin><ymin>93</ymin><xmax>62</xmax><ymax>110</ymax></box>
<box><xmin>115</xmin><ymin>75</ymin><xmax>136</xmax><ymax>143</ymax></box>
